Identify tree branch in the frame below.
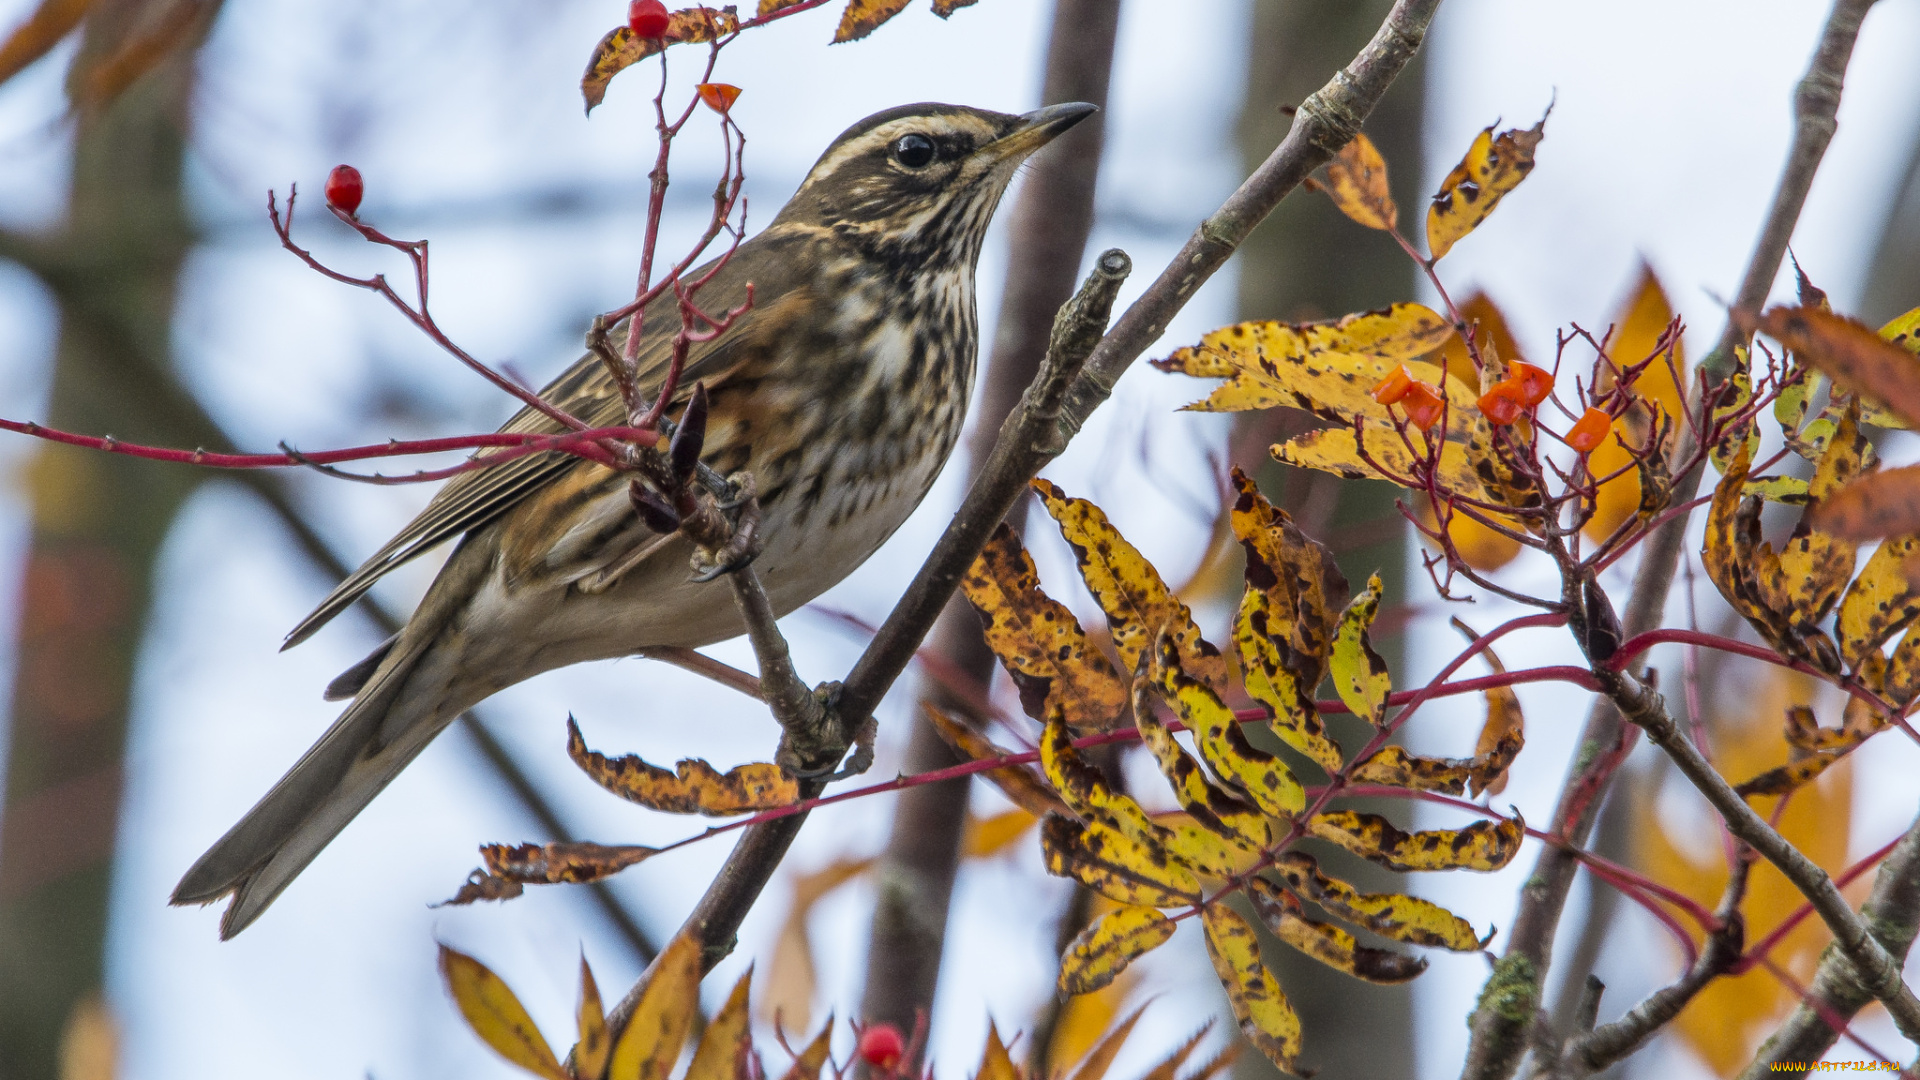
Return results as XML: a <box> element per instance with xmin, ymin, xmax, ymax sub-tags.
<box><xmin>1459</xmin><ymin>3</ymin><xmax>1883</xmax><ymax>1074</ymax></box>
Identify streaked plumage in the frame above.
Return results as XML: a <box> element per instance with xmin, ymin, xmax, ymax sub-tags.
<box><xmin>173</xmin><ymin>101</ymin><xmax>1095</xmax><ymax>937</ymax></box>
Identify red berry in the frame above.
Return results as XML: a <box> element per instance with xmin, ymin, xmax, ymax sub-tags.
<box><xmin>858</xmin><ymin>1025</ymin><xmax>906</xmax><ymax>1072</ymax></box>
<box><xmin>1399</xmin><ymin>380</ymin><xmax>1446</xmax><ymax>431</ymax></box>
<box><xmin>324</xmin><ymin>165</ymin><xmax>363</xmax><ymax>216</ymax></box>
<box><xmin>696</xmin><ymin>82</ymin><xmax>742</xmax><ymax>114</ymax></box>
<box><xmin>1507</xmin><ymin>361</ymin><xmax>1555</xmax><ymax>407</ymax></box>
<box><xmin>628</xmin><ymin>0</ymin><xmax>671</xmax><ymax>38</ymax></box>
<box><xmin>1565</xmin><ymin>408</ymin><xmax>1613</xmax><ymax>453</ymax></box>
<box><xmin>1476</xmin><ymin>381</ymin><xmax>1526</xmax><ymax>426</ymax></box>
<box><xmin>1371</xmin><ymin>365</ymin><xmax>1414</xmax><ymax>405</ymax></box>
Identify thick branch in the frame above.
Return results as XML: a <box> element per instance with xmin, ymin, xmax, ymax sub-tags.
<box><xmin>1739</xmin><ymin>810</ymin><xmax>1920</xmax><ymax>1076</ymax></box>
<box><xmin>1607</xmin><ymin>670</ymin><xmax>1920</xmax><ymax>1042</ymax></box>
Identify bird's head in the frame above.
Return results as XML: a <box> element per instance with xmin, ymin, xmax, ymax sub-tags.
<box><xmin>775</xmin><ymin>101</ymin><xmax>1096</xmax><ymax>270</ymax></box>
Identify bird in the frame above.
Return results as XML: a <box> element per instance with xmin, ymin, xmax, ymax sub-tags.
<box><xmin>172</xmin><ymin>100</ymin><xmax>1096</xmax><ymax>938</ymax></box>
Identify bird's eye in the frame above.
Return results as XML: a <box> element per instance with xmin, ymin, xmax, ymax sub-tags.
<box><xmin>891</xmin><ymin>133</ymin><xmax>936</xmax><ymax>169</ymax></box>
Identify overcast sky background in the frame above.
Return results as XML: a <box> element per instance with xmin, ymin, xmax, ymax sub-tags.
<box><xmin>2</xmin><ymin>1</ymin><xmax>1920</xmax><ymax>1077</ymax></box>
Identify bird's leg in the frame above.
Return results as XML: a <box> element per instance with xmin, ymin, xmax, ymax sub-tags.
<box><xmin>686</xmin><ymin>471</ymin><xmax>761</xmax><ymax>583</ymax></box>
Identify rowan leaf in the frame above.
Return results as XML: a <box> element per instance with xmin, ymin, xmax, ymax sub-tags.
<box><xmin>581</xmin><ymin>8</ymin><xmax>741</xmax><ymax>113</ymax></box>
<box><xmin>1756</xmin><ymin>406</ymin><xmax>1865</xmax><ymax>638</ymax></box>
<box><xmin>1035</xmin><ymin>479</ymin><xmax>1230</xmax><ymax>692</ymax></box>
<box><xmin>576</xmin><ymin>957</ymin><xmax>612</xmax><ymax>1080</ymax></box>
<box><xmin>1709</xmin><ymin>363</ymin><xmax>1761</xmax><ymax>476</ymax></box>
<box><xmin>1835</xmin><ymin>534</ymin><xmax>1920</xmax><ymax>668</ymax></box>
<box><xmin>1247</xmin><ymin>877</ymin><xmax>1427</xmax><ymax>984</ymax></box>
<box><xmin>1752</xmin><ymin>304</ymin><xmax>1920</xmax><ymax>430</ymax></box>
<box><xmin>1268</xmin><ymin>851</ymin><xmax>1485</xmax><ymax>950</ymax></box>
<box><xmin>1304</xmin><ymin>809</ymin><xmax>1524</xmax><ymax>872</ymax></box>
<box><xmin>964</xmin><ymin>807</ymin><xmax>1039</xmax><ymax>859</ymax></box>
<box><xmin>1330</xmin><ymin>573</ymin><xmax>1392</xmax><ymax>725</ymax></box>
<box><xmin>568</xmin><ymin>719</ymin><xmax>799</xmax><ymax>815</ymax></box>
<box><xmin>1064</xmin><ymin>1004</ymin><xmax>1149</xmax><ymax>1080</ymax></box>
<box><xmin>1349</xmin><ymin>746</ymin><xmax>1472</xmax><ymax>794</ymax></box>
<box><xmin>1318</xmin><ymin>132</ymin><xmax>1397</xmax><ymax>231</ymax></box>
<box><xmin>443</xmin><ymin>842</ymin><xmax>659</xmax><ymax>902</ymax></box>
<box><xmin>776</xmin><ymin>1022</ymin><xmax>835</xmax><ymax>1080</ymax></box>
<box><xmin>1234</xmin><ymin>589</ymin><xmax>1345</xmax><ymax>775</ymax></box>
<box><xmin>835</xmin><ymin>0</ymin><xmax>913</xmax><ymax>41</ymax></box>
<box><xmin>925</xmin><ymin>704</ymin><xmax>1070</xmax><ymax>818</ymax></box>
<box><xmin>1812</xmin><ymin>462</ymin><xmax>1920</xmax><ymax>542</ymax></box>
<box><xmin>976</xmin><ymin>1023</ymin><xmax>1020</xmax><ymax>1080</ymax></box>
<box><xmin>608</xmin><ymin>934</ymin><xmax>701</xmax><ymax>1080</ymax></box>
<box><xmin>1585</xmin><ymin>265</ymin><xmax>1686</xmax><ymax>543</ymax></box>
<box><xmin>1201</xmin><ymin>905</ymin><xmax>1302</xmax><ymax>1072</ymax></box>
<box><xmin>962</xmin><ymin>522</ymin><xmax>1129</xmax><ymax>730</ymax></box>
<box><xmin>1058</xmin><ymin>904</ymin><xmax>1179</xmax><ymax>996</ymax></box>
<box><xmin>1130</xmin><ymin>677</ymin><xmax>1270</xmax><ymax>850</ymax></box>
<box><xmin>684</xmin><ymin>971</ymin><xmax>753</xmax><ymax>1080</ymax></box>
<box><xmin>1733</xmin><ymin>750</ymin><xmax>1848</xmax><ymax>797</ymax></box>
<box><xmin>1426</xmin><ymin>112</ymin><xmax>1547</xmax><ymax>261</ymax></box>
<box><xmin>1271</xmin><ymin>424</ymin><xmax>1510</xmax><ymax>507</ymax></box>
<box><xmin>1040</xmin><ymin>814</ymin><xmax>1202</xmax><ymax>908</ymax></box>
<box><xmin>439</xmin><ymin>946</ymin><xmax>570</xmax><ymax>1080</ymax></box>
<box><xmin>1228</xmin><ymin>467</ymin><xmax>1348</xmax><ymax>691</ymax></box>
<box><xmin>1151</xmin><ymin>636</ymin><xmax>1304</xmax><ymax>817</ymax></box>
<box><xmin>1470</xmin><ymin>646</ymin><xmax>1525</xmax><ymax>797</ymax></box>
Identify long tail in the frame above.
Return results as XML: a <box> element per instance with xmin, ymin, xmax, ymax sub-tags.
<box><xmin>172</xmin><ymin>534</ymin><xmax>493</xmax><ymax>938</ymax></box>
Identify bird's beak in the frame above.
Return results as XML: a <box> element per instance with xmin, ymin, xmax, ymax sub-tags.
<box><xmin>977</xmin><ymin>101</ymin><xmax>1098</xmax><ymax>164</ymax></box>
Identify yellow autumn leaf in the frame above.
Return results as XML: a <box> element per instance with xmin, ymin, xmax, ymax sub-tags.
<box><xmin>965</xmin><ymin>808</ymin><xmax>1039</xmax><ymax>859</ymax></box>
<box><xmin>1057</xmin><ymin>1002</ymin><xmax>1148</xmax><ymax>1080</ymax></box>
<box><xmin>1635</xmin><ymin>667</ymin><xmax>1856</xmax><ymax>1075</ymax></box>
<box><xmin>1305</xmin><ymin>809</ymin><xmax>1524</xmax><ymax>872</ymax></box>
<box><xmin>1247</xmin><ymin>877</ymin><xmax>1427</xmax><ymax>984</ymax></box>
<box><xmin>684</xmin><ymin>972</ymin><xmax>753</xmax><ymax>1080</ymax></box>
<box><xmin>1227</xmin><ymin>466</ymin><xmax>1348</xmax><ymax>686</ymax></box>
<box><xmin>575</xmin><ymin>957</ymin><xmax>611</xmax><ymax>1080</ymax></box>
<box><xmin>1151</xmin><ymin>636</ymin><xmax>1304</xmax><ymax>817</ymax></box>
<box><xmin>962</xmin><ymin>522</ymin><xmax>1131</xmax><ymax>730</ymax></box>
<box><xmin>1348</xmin><ymin>745</ymin><xmax>1474</xmax><ymax>795</ymax></box>
<box><xmin>834</xmin><ymin>0</ymin><xmax>912</xmax><ymax>42</ymax></box>
<box><xmin>1426</xmin><ymin>112</ymin><xmax>1547</xmax><ymax>261</ymax></box>
<box><xmin>1268</xmin><ymin>851</ymin><xmax>1485</xmax><ymax>951</ymax></box>
<box><xmin>1318</xmin><ymin>132</ymin><xmax>1397</xmax><ymax>231</ymax></box>
<box><xmin>1057</xmin><ymin>904</ymin><xmax>1179</xmax><ymax>996</ymax></box>
<box><xmin>925</xmin><ymin>704</ymin><xmax>1070</xmax><ymax>819</ymax></box>
<box><xmin>1234</xmin><ymin>588</ymin><xmax>1345</xmax><ymax>775</ymax></box>
<box><xmin>1035</xmin><ymin>479</ymin><xmax>1232</xmax><ymax>692</ymax></box>
<box><xmin>1330</xmin><ymin>573</ymin><xmax>1392</xmax><ymax>724</ymax></box>
<box><xmin>580</xmin><ymin>8</ymin><xmax>741</xmax><ymax>113</ymax></box>
<box><xmin>608</xmin><ymin>934</ymin><xmax>701</xmax><ymax>1080</ymax></box>
<box><xmin>776</xmin><ymin>1022</ymin><xmax>835</xmax><ymax>1080</ymax></box>
<box><xmin>1585</xmin><ymin>264</ymin><xmax>1686</xmax><ymax>544</ymax></box>
<box><xmin>1040</xmin><ymin>814</ymin><xmax>1202</xmax><ymax>909</ymax></box>
<box><xmin>1765</xmin><ymin>406</ymin><xmax>1867</xmax><ymax>627</ymax></box>
<box><xmin>1201</xmin><ymin>905</ymin><xmax>1302</xmax><ymax>1072</ymax></box>
<box><xmin>439</xmin><ymin>946</ymin><xmax>570</xmax><ymax>1080</ymax></box>
<box><xmin>976</xmin><ymin>1023</ymin><xmax>1020</xmax><ymax>1080</ymax></box>
<box><xmin>568</xmin><ymin>719</ymin><xmax>798</xmax><ymax>816</ymax></box>
<box><xmin>1130</xmin><ymin>677</ymin><xmax>1271</xmax><ymax>851</ymax></box>
<box><xmin>1471</xmin><ymin>645</ymin><xmax>1525</xmax><ymax>797</ymax></box>
<box><xmin>1834</xmin><ymin>534</ymin><xmax>1920</xmax><ymax>669</ymax></box>
<box><xmin>1272</xmin><ymin>424</ymin><xmax>1508</xmax><ymax>505</ymax></box>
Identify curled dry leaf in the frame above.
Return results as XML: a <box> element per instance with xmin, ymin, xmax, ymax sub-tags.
<box><xmin>1201</xmin><ymin>904</ymin><xmax>1302</xmax><ymax>1072</ymax></box>
<box><xmin>961</xmin><ymin>521</ymin><xmax>1129</xmax><ymax>730</ymax></box>
<box><xmin>1035</xmin><ymin>478</ymin><xmax>1231</xmax><ymax>692</ymax></box>
<box><xmin>439</xmin><ymin>946</ymin><xmax>571</xmax><ymax>1080</ymax></box>
<box><xmin>834</xmin><ymin>0</ymin><xmax>913</xmax><ymax>42</ymax></box>
<box><xmin>439</xmin><ymin>869</ymin><xmax>525</xmax><ymax>907</ymax></box>
<box><xmin>440</xmin><ymin>841</ymin><xmax>659</xmax><ymax>903</ymax></box>
<box><xmin>1305</xmin><ymin>809</ymin><xmax>1524</xmax><ymax>873</ymax></box>
<box><xmin>1426</xmin><ymin>111</ymin><xmax>1548</xmax><ymax>262</ymax></box>
<box><xmin>582</xmin><ymin>7</ymin><xmax>741</xmax><ymax>113</ymax></box>
<box><xmin>1267</xmin><ymin>851</ymin><xmax>1484</xmax><ymax>950</ymax></box>
<box><xmin>1318</xmin><ymin>132</ymin><xmax>1397</xmax><ymax>231</ymax></box>
<box><xmin>1057</xmin><ymin>904</ymin><xmax>1178</xmax><ymax>996</ymax></box>
<box><xmin>1247</xmin><ymin>877</ymin><xmax>1428</xmax><ymax>984</ymax></box>
<box><xmin>568</xmin><ymin>718</ymin><xmax>798</xmax><ymax>815</ymax></box>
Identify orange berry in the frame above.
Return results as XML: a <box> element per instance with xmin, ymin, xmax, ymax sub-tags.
<box><xmin>1565</xmin><ymin>408</ymin><xmax>1612</xmax><ymax>452</ymax></box>
<box><xmin>697</xmin><ymin>82</ymin><xmax>742</xmax><ymax>113</ymax></box>
<box><xmin>1508</xmin><ymin>361</ymin><xmax>1555</xmax><ymax>406</ymax></box>
<box><xmin>1477</xmin><ymin>381</ymin><xmax>1526</xmax><ymax>426</ymax></box>
<box><xmin>1400</xmin><ymin>380</ymin><xmax>1446</xmax><ymax>431</ymax></box>
<box><xmin>1371</xmin><ymin>366</ymin><xmax>1415</xmax><ymax>405</ymax></box>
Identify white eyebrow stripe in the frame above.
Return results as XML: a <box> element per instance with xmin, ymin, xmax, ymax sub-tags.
<box><xmin>798</xmin><ymin>115</ymin><xmax>1000</xmax><ymax>192</ymax></box>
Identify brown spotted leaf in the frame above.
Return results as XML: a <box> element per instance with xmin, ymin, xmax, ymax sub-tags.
<box><xmin>439</xmin><ymin>946</ymin><xmax>570</xmax><ymax>1080</ymax></box>
<box><xmin>1247</xmin><ymin>877</ymin><xmax>1427</xmax><ymax>984</ymax></box>
<box><xmin>483</xmin><ymin>840</ymin><xmax>658</xmax><ymax>886</ymax></box>
<box><xmin>1759</xmin><ymin>405</ymin><xmax>1866</xmax><ymax>634</ymax></box>
<box><xmin>1150</xmin><ymin>636</ymin><xmax>1304</xmax><ymax>817</ymax></box>
<box><xmin>1129</xmin><ymin>677</ymin><xmax>1270</xmax><ymax>851</ymax></box>
<box><xmin>924</xmin><ymin>705</ymin><xmax>1069</xmax><ymax>818</ymax></box>
<box><xmin>568</xmin><ymin>718</ymin><xmax>798</xmax><ymax>815</ymax></box>
<box><xmin>1229</xmin><ymin>467</ymin><xmax>1348</xmax><ymax>696</ymax></box>
<box><xmin>1040</xmin><ymin>814</ymin><xmax>1202</xmax><ymax>913</ymax></box>
<box><xmin>1318</xmin><ymin>132</ymin><xmax>1397</xmax><ymax>231</ymax></box>
<box><xmin>608</xmin><ymin>933</ymin><xmax>702</xmax><ymax>1080</ymax></box>
<box><xmin>1235</xmin><ymin>587</ymin><xmax>1345</xmax><ymax>775</ymax></box>
<box><xmin>834</xmin><ymin>0</ymin><xmax>912</xmax><ymax>41</ymax></box>
<box><xmin>1201</xmin><ymin>905</ymin><xmax>1302</xmax><ymax>1072</ymax></box>
<box><xmin>684</xmin><ymin>971</ymin><xmax>753</xmax><ymax>1080</ymax></box>
<box><xmin>1330</xmin><ymin>573</ymin><xmax>1392</xmax><ymax>725</ymax></box>
<box><xmin>1349</xmin><ymin>746</ymin><xmax>1473</xmax><ymax>795</ymax></box>
<box><xmin>1057</xmin><ymin>904</ymin><xmax>1179</xmax><ymax>996</ymax></box>
<box><xmin>1305</xmin><ymin>809</ymin><xmax>1524</xmax><ymax>872</ymax></box>
<box><xmin>962</xmin><ymin>522</ymin><xmax>1129</xmax><ymax>730</ymax></box>
<box><xmin>1269</xmin><ymin>851</ymin><xmax>1485</xmax><ymax>950</ymax></box>
<box><xmin>581</xmin><ymin>8</ymin><xmax>741</xmax><ymax>113</ymax></box>
<box><xmin>1426</xmin><ymin>112</ymin><xmax>1547</xmax><ymax>261</ymax></box>
<box><xmin>1835</xmin><ymin>534</ymin><xmax>1920</xmax><ymax>668</ymax></box>
<box><xmin>1035</xmin><ymin>479</ymin><xmax>1231</xmax><ymax>692</ymax></box>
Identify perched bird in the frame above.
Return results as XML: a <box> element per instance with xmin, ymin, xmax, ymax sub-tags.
<box><xmin>173</xmin><ymin>100</ymin><xmax>1095</xmax><ymax>938</ymax></box>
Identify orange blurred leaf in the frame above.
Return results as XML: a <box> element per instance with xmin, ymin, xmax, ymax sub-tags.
<box><xmin>1750</xmin><ymin>304</ymin><xmax>1920</xmax><ymax>430</ymax></box>
<box><xmin>1318</xmin><ymin>132</ymin><xmax>1397</xmax><ymax>231</ymax></box>
<box><xmin>0</xmin><ymin>0</ymin><xmax>92</xmax><ymax>88</ymax></box>
<box><xmin>1585</xmin><ymin>264</ymin><xmax>1686</xmax><ymax>543</ymax></box>
<box><xmin>568</xmin><ymin>718</ymin><xmax>798</xmax><ymax>815</ymax></box>
<box><xmin>696</xmin><ymin>82</ymin><xmax>741</xmax><ymax>113</ymax></box>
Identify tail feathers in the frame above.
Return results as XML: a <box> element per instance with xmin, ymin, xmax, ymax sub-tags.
<box><xmin>171</xmin><ymin>665</ymin><xmax>456</xmax><ymax>939</ymax></box>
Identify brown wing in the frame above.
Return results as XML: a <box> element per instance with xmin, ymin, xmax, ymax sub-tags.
<box><xmin>281</xmin><ymin>242</ymin><xmax>784</xmax><ymax>649</ymax></box>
